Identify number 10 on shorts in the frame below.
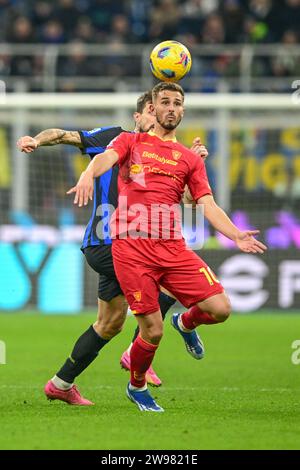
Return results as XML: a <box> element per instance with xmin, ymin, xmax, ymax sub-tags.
<box><xmin>200</xmin><ymin>267</ymin><xmax>220</xmax><ymax>286</ymax></box>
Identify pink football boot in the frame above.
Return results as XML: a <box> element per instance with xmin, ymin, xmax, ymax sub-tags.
<box><xmin>44</xmin><ymin>380</ymin><xmax>94</xmax><ymax>405</ymax></box>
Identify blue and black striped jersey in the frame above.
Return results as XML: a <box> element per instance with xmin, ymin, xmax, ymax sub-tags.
<box><xmin>79</xmin><ymin>126</ymin><xmax>127</xmax><ymax>248</ymax></box>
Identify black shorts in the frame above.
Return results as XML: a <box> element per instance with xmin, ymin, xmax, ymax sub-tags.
<box><xmin>83</xmin><ymin>245</ymin><xmax>123</xmax><ymax>302</ymax></box>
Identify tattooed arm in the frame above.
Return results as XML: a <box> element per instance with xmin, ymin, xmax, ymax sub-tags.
<box><xmin>17</xmin><ymin>129</ymin><xmax>82</xmax><ymax>153</ymax></box>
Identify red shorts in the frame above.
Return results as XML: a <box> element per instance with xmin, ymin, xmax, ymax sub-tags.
<box><xmin>112</xmin><ymin>238</ymin><xmax>224</xmax><ymax>315</ymax></box>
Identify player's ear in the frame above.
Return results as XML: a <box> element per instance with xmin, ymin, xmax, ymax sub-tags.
<box><xmin>149</xmin><ymin>103</ymin><xmax>156</xmax><ymax>115</ymax></box>
<box><xmin>133</xmin><ymin>112</ymin><xmax>140</xmax><ymax>123</ymax></box>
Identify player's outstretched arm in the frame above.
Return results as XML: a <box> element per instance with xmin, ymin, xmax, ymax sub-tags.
<box><xmin>17</xmin><ymin>129</ymin><xmax>82</xmax><ymax>153</ymax></box>
<box><xmin>198</xmin><ymin>194</ymin><xmax>267</xmax><ymax>254</ymax></box>
<box><xmin>67</xmin><ymin>149</ymin><xmax>119</xmax><ymax>207</ymax></box>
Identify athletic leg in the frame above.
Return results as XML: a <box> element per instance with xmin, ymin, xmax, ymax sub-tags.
<box><xmin>126</xmin><ymin>310</ymin><xmax>164</xmax><ymax>412</ymax></box>
<box><xmin>159</xmin><ymin>245</ymin><xmax>226</xmax><ymax>360</ymax></box>
<box><xmin>112</xmin><ymin>238</ymin><xmax>165</xmax><ymax>411</ymax></box>
<box><xmin>120</xmin><ymin>289</ymin><xmax>176</xmax><ymax>386</ymax></box>
<box><xmin>45</xmin><ymin>295</ymin><xmax>127</xmax><ymax>405</ymax></box>
<box><xmin>45</xmin><ymin>245</ymin><xmax>126</xmax><ymax>405</ymax></box>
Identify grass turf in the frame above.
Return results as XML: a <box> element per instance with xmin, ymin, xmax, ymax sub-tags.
<box><xmin>0</xmin><ymin>312</ymin><xmax>299</xmax><ymax>450</ymax></box>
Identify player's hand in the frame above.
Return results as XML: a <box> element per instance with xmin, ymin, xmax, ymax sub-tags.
<box><xmin>190</xmin><ymin>137</ymin><xmax>208</xmax><ymax>161</ymax></box>
<box><xmin>235</xmin><ymin>231</ymin><xmax>267</xmax><ymax>254</ymax></box>
<box><xmin>17</xmin><ymin>136</ymin><xmax>38</xmax><ymax>153</ymax></box>
<box><xmin>66</xmin><ymin>170</ymin><xmax>94</xmax><ymax>207</ymax></box>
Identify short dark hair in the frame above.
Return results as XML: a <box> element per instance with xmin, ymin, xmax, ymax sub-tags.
<box><xmin>152</xmin><ymin>82</ymin><xmax>185</xmax><ymax>102</ymax></box>
<box><xmin>136</xmin><ymin>91</ymin><xmax>152</xmax><ymax>113</ymax></box>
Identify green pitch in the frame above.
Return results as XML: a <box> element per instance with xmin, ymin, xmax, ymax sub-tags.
<box><xmin>0</xmin><ymin>312</ymin><xmax>299</xmax><ymax>450</ymax></box>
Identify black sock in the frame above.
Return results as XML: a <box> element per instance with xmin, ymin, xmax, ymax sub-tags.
<box><xmin>56</xmin><ymin>325</ymin><xmax>109</xmax><ymax>383</ymax></box>
<box><xmin>158</xmin><ymin>291</ymin><xmax>177</xmax><ymax>319</ymax></box>
<box><xmin>130</xmin><ymin>292</ymin><xmax>177</xmax><ymax>343</ymax></box>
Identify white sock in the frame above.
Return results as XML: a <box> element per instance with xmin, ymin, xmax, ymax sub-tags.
<box><xmin>178</xmin><ymin>314</ymin><xmax>193</xmax><ymax>332</ymax></box>
<box><xmin>126</xmin><ymin>343</ymin><xmax>133</xmax><ymax>354</ymax></box>
<box><xmin>51</xmin><ymin>375</ymin><xmax>73</xmax><ymax>390</ymax></box>
<box><xmin>129</xmin><ymin>383</ymin><xmax>147</xmax><ymax>392</ymax></box>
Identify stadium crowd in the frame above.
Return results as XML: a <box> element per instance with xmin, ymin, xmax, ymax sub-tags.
<box><xmin>1</xmin><ymin>0</ymin><xmax>299</xmax><ymax>45</ymax></box>
<box><xmin>0</xmin><ymin>0</ymin><xmax>300</xmax><ymax>91</ymax></box>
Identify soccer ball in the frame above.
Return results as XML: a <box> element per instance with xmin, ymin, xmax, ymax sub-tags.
<box><xmin>149</xmin><ymin>40</ymin><xmax>192</xmax><ymax>82</ymax></box>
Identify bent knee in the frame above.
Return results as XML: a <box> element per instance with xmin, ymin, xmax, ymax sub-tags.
<box><xmin>214</xmin><ymin>298</ymin><xmax>231</xmax><ymax>322</ymax></box>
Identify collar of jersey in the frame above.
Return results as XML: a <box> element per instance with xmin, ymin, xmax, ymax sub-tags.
<box><xmin>148</xmin><ymin>130</ymin><xmax>177</xmax><ymax>142</ymax></box>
